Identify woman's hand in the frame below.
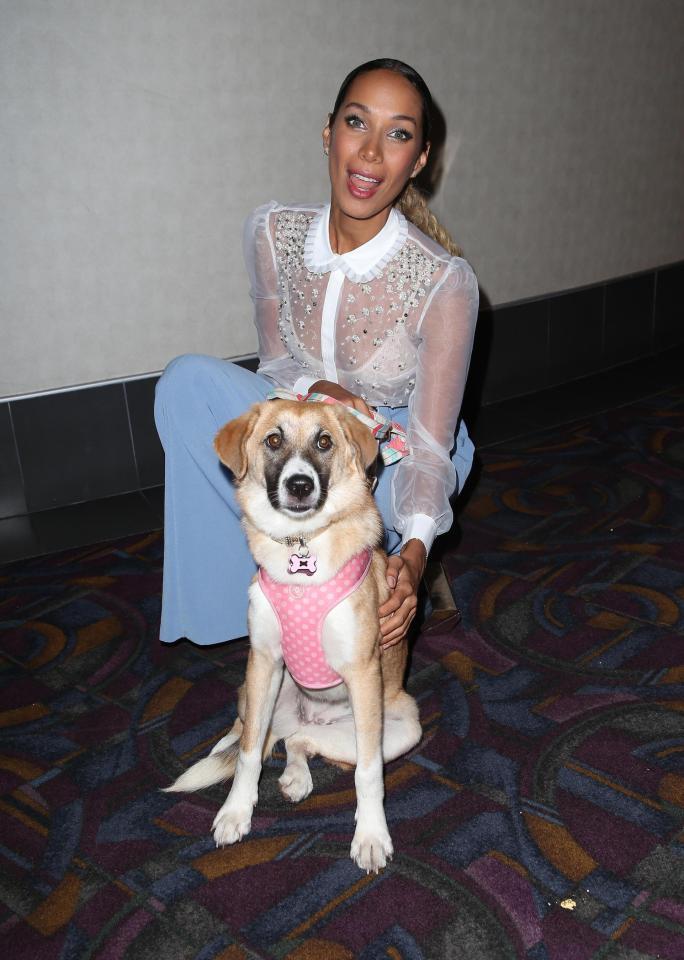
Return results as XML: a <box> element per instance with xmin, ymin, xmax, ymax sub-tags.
<box><xmin>309</xmin><ymin>380</ymin><xmax>374</xmax><ymax>419</ymax></box>
<box><xmin>379</xmin><ymin>539</ymin><xmax>427</xmax><ymax>650</ymax></box>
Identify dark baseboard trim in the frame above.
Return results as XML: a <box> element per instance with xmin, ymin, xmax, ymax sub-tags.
<box><xmin>1</xmin><ymin>260</ymin><xmax>682</xmax><ymax>523</ymax></box>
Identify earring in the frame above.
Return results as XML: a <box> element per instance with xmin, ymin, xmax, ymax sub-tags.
<box><xmin>323</xmin><ymin>147</ymin><xmax>329</xmax><ymax>157</ymax></box>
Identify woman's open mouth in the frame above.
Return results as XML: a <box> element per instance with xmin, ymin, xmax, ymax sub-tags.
<box><xmin>347</xmin><ymin>170</ymin><xmax>383</xmax><ymax>199</ymax></box>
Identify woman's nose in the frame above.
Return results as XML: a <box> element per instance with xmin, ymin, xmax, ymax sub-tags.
<box><xmin>359</xmin><ymin>134</ymin><xmax>382</xmax><ymax>163</ymax></box>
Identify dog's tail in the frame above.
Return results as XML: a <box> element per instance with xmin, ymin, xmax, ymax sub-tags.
<box><xmin>163</xmin><ymin>731</ymin><xmax>279</xmax><ymax>794</ymax></box>
<box><xmin>163</xmin><ymin>742</ymin><xmax>240</xmax><ymax>793</ymax></box>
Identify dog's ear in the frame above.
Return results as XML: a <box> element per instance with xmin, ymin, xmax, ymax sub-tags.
<box><xmin>338</xmin><ymin>409</ymin><xmax>380</xmax><ymax>472</ymax></box>
<box><xmin>214</xmin><ymin>406</ymin><xmax>260</xmax><ymax>479</ymax></box>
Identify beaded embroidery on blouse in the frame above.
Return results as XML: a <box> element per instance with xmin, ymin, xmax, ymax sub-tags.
<box><xmin>274</xmin><ymin>211</ymin><xmax>319</xmax><ymax>377</ymax></box>
<box><xmin>273</xmin><ymin>209</ymin><xmax>444</xmax><ymax>406</ymax></box>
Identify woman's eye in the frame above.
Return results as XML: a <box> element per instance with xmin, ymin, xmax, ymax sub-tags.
<box><xmin>265</xmin><ymin>433</ymin><xmax>282</xmax><ymax>450</ymax></box>
<box><xmin>389</xmin><ymin>128</ymin><xmax>413</xmax><ymax>142</ymax></box>
<box><xmin>344</xmin><ymin>114</ymin><xmax>365</xmax><ymax>129</ymax></box>
<box><xmin>317</xmin><ymin>434</ymin><xmax>333</xmax><ymax>451</ymax></box>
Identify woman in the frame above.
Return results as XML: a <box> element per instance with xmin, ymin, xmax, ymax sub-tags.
<box><xmin>154</xmin><ymin>58</ymin><xmax>478</xmax><ymax>650</ymax></box>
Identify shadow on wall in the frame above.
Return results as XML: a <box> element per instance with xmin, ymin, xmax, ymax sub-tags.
<box><xmin>413</xmin><ymin>96</ymin><xmax>447</xmax><ymax>202</ymax></box>
<box><xmin>414</xmin><ymin>96</ymin><xmax>494</xmax><ymax>433</ymax></box>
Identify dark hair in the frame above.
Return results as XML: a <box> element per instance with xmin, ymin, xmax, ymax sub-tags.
<box><xmin>328</xmin><ymin>58</ymin><xmax>433</xmax><ymax>148</ymax></box>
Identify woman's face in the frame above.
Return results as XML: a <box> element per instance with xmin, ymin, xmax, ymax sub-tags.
<box><xmin>323</xmin><ymin>69</ymin><xmax>429</xmax><ymax>224</ymax></box>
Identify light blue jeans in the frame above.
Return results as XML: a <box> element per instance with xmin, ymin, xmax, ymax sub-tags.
<box><xmin>154</xmin><ymin>354</ymin><xmax>473</xmax><ymax>644</ymax></box>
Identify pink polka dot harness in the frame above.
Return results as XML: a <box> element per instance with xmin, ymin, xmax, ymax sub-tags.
<box><xmin>257</xmin><ymin>549</ymin><xmax>373</xmax><ymax>689</ymax></box>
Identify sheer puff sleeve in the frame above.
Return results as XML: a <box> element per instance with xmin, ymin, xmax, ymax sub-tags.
<box><xmin>243</xmin><ymin>201</ymin><xmax>313</xmax><ymax>393</ymax></box>
<box><xmin>391</xmin><ymin>257</ymin><xmax>479</xmax><ymax>552</ymax></box>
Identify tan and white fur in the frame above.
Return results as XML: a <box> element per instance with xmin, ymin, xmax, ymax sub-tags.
<box><xmin>165</xmin><ymin>400</ymin><xmax>422</xmax><ymax>872</ymax></box>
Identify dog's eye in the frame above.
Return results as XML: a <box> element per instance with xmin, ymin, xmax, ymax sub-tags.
<box><xmin>316</xmin><ymin>434</ymin><xmax>333</xmax><ymax>451</ymax></box>
<box><xmin>265</xmin><ymin>432</ymin><xmax>282</xmax><ymax>450</ymax></box>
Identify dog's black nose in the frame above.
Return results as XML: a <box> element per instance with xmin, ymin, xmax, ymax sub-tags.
<box><xmin>286</xmin><ymin>474</ymin><xmax>314</xmax><ymax>500</ymax></box>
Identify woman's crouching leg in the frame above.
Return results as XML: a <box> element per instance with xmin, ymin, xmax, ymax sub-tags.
<box><xmin>154</xmin><ymin>354</ymin><xmax>272</xmax><ymax>645</ymax></box>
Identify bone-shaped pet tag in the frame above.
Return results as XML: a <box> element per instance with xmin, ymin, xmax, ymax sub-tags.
<box><xmin>288</xmin><ymin>553</ymin><xmax>318</xmax><ymax>575</ymax></box>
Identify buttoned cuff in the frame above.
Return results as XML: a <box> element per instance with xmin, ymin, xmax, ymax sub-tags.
<box><xmin>293</xmin><ymin>374</ymin><xmax>318</xmax><ymax>396</ymax></box>
<box><xmin>401</xmin><ymin>514</ymin><xmax>437</xmax><ymax>555</ymax></box>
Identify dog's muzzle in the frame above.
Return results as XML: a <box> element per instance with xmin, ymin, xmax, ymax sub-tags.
<box><xmin>276</xmin><ymin>457</ymin><xmax>322</xmax><ymax>514</ymax></box>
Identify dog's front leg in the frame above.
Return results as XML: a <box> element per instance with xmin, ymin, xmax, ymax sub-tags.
<box><xmin>213</xmin><ymin>647</ymin><xmax>282</xmax><ymax>846</ymax></box>
<box><xmin>344</xmin><ymin>661</ymin><xmax>393</xmax><ymax>873</ymax></box>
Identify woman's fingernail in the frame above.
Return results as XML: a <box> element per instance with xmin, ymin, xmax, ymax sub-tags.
<box><xmin>387</xmin><ymin>576</ymin><xmax>396</xmax><ymax>588</ymax></box>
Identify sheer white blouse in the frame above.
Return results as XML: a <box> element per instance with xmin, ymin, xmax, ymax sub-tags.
<box><xmin>243</xmin><ymin>201</ymin><xmax>479</xmax><ymax>553</ymax></box>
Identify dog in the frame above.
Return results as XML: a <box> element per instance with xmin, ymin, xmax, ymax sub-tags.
<box><xmin>165</xmin><ymin>399</ymin><xmax>422</xmax><ymax>872</ymax></box>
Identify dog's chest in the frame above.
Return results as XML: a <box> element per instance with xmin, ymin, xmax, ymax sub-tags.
<box><xmin>257</xmin><ymin>549</ymin><xmax>372</xmax><ymax>689</ymax></box>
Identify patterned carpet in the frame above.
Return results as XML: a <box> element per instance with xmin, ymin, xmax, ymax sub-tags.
<box><xmin>1</xmin><ymin>386</ymin><xmax>683</xmax><ymax>959</ymax></box>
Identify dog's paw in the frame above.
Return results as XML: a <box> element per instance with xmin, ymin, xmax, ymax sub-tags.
<box><xmin>279</xmin><ymin>762</ymin><xmax>313</xmax><ymax>803</ymax></box>
<box><xmin>212</xmin><ymin>804</ymin><xmax>253</xmax><ymax>846</ymax></box>
<box><xmin>350</xmin><ymin>828</ymin><xmax>394</xmax><ymax>873</ymax></box>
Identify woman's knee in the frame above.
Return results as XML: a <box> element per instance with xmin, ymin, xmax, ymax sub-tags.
<box><xmin>156</xmin><ymin>353</ymin><xmax>224</xmax><ymax>399</ymax></box>
<box><xmin>155</xmin><ymin>354</ymin><xmax>233</xmax><ymax>418</ymax></box>
<box><xmin>452</xmin><ymin>420</ymin><xmax>475</xmax><ymax>493</ymax></box>
<box><xmin>154</xmin><ymin>355</ymin><xmax>216</xmax><ymax>437</ymax></box>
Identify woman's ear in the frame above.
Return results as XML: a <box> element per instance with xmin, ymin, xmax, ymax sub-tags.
<box><xmin>322</xmin><ymin>117</ymin><xmax>332</xmax><ymax>154</ymax></box>
<box><xmin>411</xmin><ymin>141</ymin><xmax>430</xmax><ymax>178</ymax></box>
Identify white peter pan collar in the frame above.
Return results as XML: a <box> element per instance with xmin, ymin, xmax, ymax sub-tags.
<box><xmin>304</xmin><ymin>203</ymin><xmax>408</xmax><ymax>284</ymax></box>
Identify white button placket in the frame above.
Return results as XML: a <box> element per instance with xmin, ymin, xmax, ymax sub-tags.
<box><xmin>320</xmin><ymin>268</ymin><xmax>345</xmax><ymax>383</ymax></box>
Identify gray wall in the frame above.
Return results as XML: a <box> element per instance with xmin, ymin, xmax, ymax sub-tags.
<box><xmin>2</xmin><ymin>0</ymin><xmax>683</xmax><ymax>398</ymax></box>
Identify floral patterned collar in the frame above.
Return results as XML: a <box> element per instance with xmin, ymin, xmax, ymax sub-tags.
<box><xmin>303</xmin><ymin>203</ymin><xmax>409</xmax><ymax>284</ymax></box>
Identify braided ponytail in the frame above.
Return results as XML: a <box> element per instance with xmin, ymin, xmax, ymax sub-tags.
<box><xmin>396</xmin><ymin>181</ymin><xmax>463</xmax><ymax>258</ymax></box>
